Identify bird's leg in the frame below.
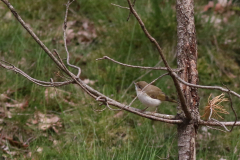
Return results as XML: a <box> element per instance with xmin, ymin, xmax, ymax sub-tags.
<box><xmin>141</xmin><ymin>106</ymin><xmax>149</xmax><ymax>112</ymax></box>
<box><xmin>153</xmin><ymin>107</ymin><xmax>158</xmax><ymax>113</ymax></box>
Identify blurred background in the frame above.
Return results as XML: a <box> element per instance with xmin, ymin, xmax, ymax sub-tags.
<box><xmin>0</xmin><ymin>0</ymin><xmax>240</xmax><ymax>159</ymax></box>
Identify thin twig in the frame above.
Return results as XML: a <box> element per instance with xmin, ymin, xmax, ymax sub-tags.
<box><xmin>1</xmin><ymin>0</ymin><xmax>67</xmax><ymax>74</ymax></box>
<box><xmin>129</xmin><ymin>73</ymin><xmax>169</xmax><ymax>108</ymax></box>
<box><xmin>127</xmin><ymin>0</ymin><xmax>136</xmax><ymax>21</ymax></box>
<box><xmin>106</xmin><ymin>102</ymin><xmax>122</xmax><ymax>111</ymax></box>
<box><xmin>129</xmin><ymin>96</ymin><xmax>138</xmax><ymax>107</ymax></box>
<box><xmin>211</xmin><ymin>118</ymin><xmax>230</xmax><ymax>131</ymax></box>
<box><xmin>199</xmin><ymin>119</ymin><xmax>240</xmax><ymax>126</ymax></box>
<box><xmin>63</xmin><ymin>0</ymin><xmax>81</xmax><ymax>78</ymax></box>
<box><xmin>206</xmin><ymin>126</ymin><xmax>226</xmax><ymax>133</ymax></box>
<box><xmin>172</xmin><ymin>72</ymin><xmax>240</xmax><ymax>99</ymax></box>
<box><xmin>0</xmin><ymin>60</ymin><xmax>73</xmax><ymax>87</ymax></box>
<box><xmin>0</xmin><ymin>0</ymin><xmax>183</xmax><ymax>124</ymax></box>
<box><xmin>223</xmin><ymin>84</ymin><xmax>237</xmax><ymax>132</ymax></box>
<box><xmin>96</xmin><ymin>96</ymin><xmax>122</xmax><ymax>111</ymax></box>
<box><xmin>53</xmin><ymin>49</ymin><xmax>70</xmax><ymax>75</ymax></box>
<box><xmin>93</xmin><ymin>106</ymin><xmax>107</xmax><ymax>112</ymax></box>
<box><xmin>121</xmin><ymin>60</ymin><xmax>163</xmax><ymax>98</ymax></box>
<box><xmin>126</xmin><ymin>0</ymin><xmax>191</xmax><ymax>120</ymax></box>
<box><xmin>111</xmin><ymin>3</ymin><xmax>129</xmax><ymax>10</ymax></box>
<box><xmin>96</xmin><ymin>56</ymin><xmax>182</xmax><ymax>72</ymax></box>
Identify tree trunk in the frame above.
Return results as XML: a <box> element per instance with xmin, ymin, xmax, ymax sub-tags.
<box><xmin>176</xmin><ymin>0</ymin><xmax>199</xmax><ymax>159</ymax></box>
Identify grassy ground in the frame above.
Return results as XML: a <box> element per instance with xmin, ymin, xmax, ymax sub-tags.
<box><xmin>1</xmin><ymin>0</ymin><xmax>240</xmax><ymax>159</ymax></box>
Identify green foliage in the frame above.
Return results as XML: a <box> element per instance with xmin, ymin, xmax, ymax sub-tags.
<box><xmin>0</xmin><ymin>0</ymin><xmax>240</xmax><ymax>159</ymax></box>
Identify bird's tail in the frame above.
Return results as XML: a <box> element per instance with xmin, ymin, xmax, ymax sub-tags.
<box><xmin>166</xmin><ymin>96</ymin><xmax>178</xmax><ymax>103</ymax></box>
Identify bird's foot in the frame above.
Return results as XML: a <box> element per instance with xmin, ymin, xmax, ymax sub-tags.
<box><xmin>140</xmin><ymin>107</ymin><xmax>149</xmax><ymax>112</ymax></box>
<box><xmin>153</xmin><ymin>107</ymin><xmax>158</xmax><ymax>113</ymax></box>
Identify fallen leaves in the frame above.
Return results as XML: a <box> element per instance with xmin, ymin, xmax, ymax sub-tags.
<box><xmin>0</xmin><ymin>88</ymin><xmax>64</xmax><ymax>158</ymax></box>
<box><xmin>0</xmin><ymin>129</ymin><xmax>30</xmax><ymax>158</ymax></box>
<box><xmin>202</xmin><ymin>0</ymin><xmax>237</xmax><ymax>28</ymax></box>
<box><xmin>45</xmin><ymin>87</ymin><xmax>77</xmax><ymax>107</ymax></box>
<box><xmin>203</xmin><ymin>1</ymin><xmax>215</xmax><ymax>12</ymax></box>
<box><xmin>27</xmin><ymin>111</ymin><xmax>62</xmax><ymax>133</ymax></box>
<box><xmin>83</xmin><ymin>78</ymin><xmax>97</xmax><ymax>85</ymax></box>
<box><xmin>0</xmin><ymin>110</ymin><xmax>63</xmax><ymax>158</ymax></box>
<box><xmin>64</xmin><ymin>19</ymin><xmax>97</xmax><ymax>46</ymax></box>
<box><xmin>0</xmin><ymin>91</ymin><xmax>29</xmax><ymax>119</ymax></box>
<box><xmin>203</xmin><ymin>0</ymin><xmax>233</xmax><ymax>13</ymax></box>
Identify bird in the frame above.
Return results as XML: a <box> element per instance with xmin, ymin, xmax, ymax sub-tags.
<box><xmin>134</xmin><ymin>81</ymin><xmax>177</xmax><ymax>112</ymax></box>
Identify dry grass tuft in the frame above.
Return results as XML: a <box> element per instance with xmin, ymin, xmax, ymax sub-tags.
<box><xmin>202</xmin><ymin>93</ymin><xmax>229</xmax><ymax>120</ymax></box>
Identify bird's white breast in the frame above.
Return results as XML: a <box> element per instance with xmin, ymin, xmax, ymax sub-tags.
<box><xmin>135</xmin><ymin>87</ymin><xmax>161</xmax><ymax>107</ymax></box>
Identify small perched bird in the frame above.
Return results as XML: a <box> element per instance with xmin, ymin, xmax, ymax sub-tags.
<box><xmin>134</xmin><ymin>81</ymin><xmax>177</xmax><ymax>112</ymax></box>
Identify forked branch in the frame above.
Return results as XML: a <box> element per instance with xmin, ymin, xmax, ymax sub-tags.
<box><xmin>125</xmin><ymin>0</ymin><xmax>191</xmax><ymax>120</ymax></box>
<box><xmin>1</xmin><ymin>0</ymin><xmax>240</xmax><ymax>128</ymax></box>
<box><xmin>0</xmin><ymin>60</ymin><xmax>73</xmax><ymax>87</ymax></box>
<box><xmin>0</xmin><ymin>0</ymin><xmax>182</xmax><ymax>125</ymax></box>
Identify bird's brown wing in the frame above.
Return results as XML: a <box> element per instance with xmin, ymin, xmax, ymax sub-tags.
<box><xmin>145</xmin><ymin>85</ymin><xmax>167</xmax><ymax>101</ymax></box>
<box><xmin>145</xmin><ymin>85</ymin><xmax>177</xmax><ymax>103</ymax></box>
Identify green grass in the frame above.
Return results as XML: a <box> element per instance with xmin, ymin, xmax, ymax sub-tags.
<box><xmin>1</xmin><ymin>0</ymin><xmax>240</xmax><ymax>159</ymax></box>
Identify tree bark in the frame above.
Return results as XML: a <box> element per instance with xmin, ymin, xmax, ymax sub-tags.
<box><xmin>176</xmin><ymin>0</ymin><xmax>199</xmax><ymax>159</ymax></box>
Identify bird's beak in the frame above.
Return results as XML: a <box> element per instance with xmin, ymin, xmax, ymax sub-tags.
<box><xmin>133</xmin><ymin>81</ymin><xmax>136</xmax><ymax>85</ymax></box>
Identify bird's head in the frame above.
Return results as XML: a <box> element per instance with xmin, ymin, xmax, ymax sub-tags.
<box><xmin>134</xmin><ymin>81</ymin><xmax>148</xmax><ymax>91</ymax></box>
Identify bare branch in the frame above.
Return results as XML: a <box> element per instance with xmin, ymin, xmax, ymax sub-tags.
<box><xmin>211</xmin><ymin>118</ymin><xmax>231</xmax><ymax>132</ymax></box>
<box><xmin>106</xmin><ymin>102</ymin><xmax>122</xmax><ymax>111</ymax></box>
<box><xmin>96</xmin><ymin>56</ymin><xmax>182</xmax><ymax>72</ymax></box>
<box><xmin>125</xmin><ymin>0</ymin><xmax>191</xmax><ymax>120</ymax></box>
<box><xmin>121</xmin><ymin>60</ymin><xmax>163</xmax><ymax>98</ymax></box>
<box><xmin>129</xmin><ymin>73</ymin><xmax>169</xmax><ymax>108</ymax></box>
<box><xmin>111</xmin><ymin>3</ymin><xmax>129</xmax><ymax>10</ymax></box>
<box><xmin>92</xmin><ymin>105</ymin><xmax>107</xmax><ymax>112</ymax></box>
<box><xmin>223</xmin><ymin>84</ymin><xmax>237</xmax><ymax>132</ymax></box>
<box><xmin>53</xmin><ymin>49</ymin><xmax>71</xmax><ymax>76</ymax></box>
<box><xmin>141</xmin><ymin>73</ymin><xmax>169</xmax><ymax>93</ymax></box>
<box><xmin>144</xmin><ymin>112</ymin><xmax>176</xmax><ymax>119</ymax></box>
<box><xmin>1</xmin><ymin>0</ymin><xmax>67</xmax><ymax>74</ymax></box>
<box><xmin>77</xmin><ymin>78</ymin><xmax>182</xmax><ymax>124</ymax></box>
<box><xmin>172</xmin><ymin>72</ymin><xmax>240</xmax><ymax>99</ymax></box>
<box><xmin>129</xmin><ymin>96</ymin><xmax>138</xmax><ymax>108</ymax></box>
<box><xmin>199</xmin><ymin>120</ymin><xmax>240</xmax><ymax>126</ymax></box>
<box><xmin>96</xmin><ymin>96</ymin><xmax>122</xmax><ymax>111</ymax></box>
<box><xmin>0</xmin><ymin>0</ymin><xmax>183</xmax><ymax>125</ymax></box>
<box><xmin>0</xmin><ymin>60</ymin><xmax>73</xmax><ymax>87</ymax></box>
<box><xmin>63</xmin><ymin>0</ymin><xmax>81</xmax><ymax>78</ymax></box>
<box><xmin>127</xmin><ymin>0</ymin><xmax>136</xmax><ymax>21</ymax></box>
<box><xmin>206</xmin><ymin>126</ymin><xmax>226</xmax><ymax>133</ymax></box>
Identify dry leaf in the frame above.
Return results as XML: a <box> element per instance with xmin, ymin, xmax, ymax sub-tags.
<box><xmin>215</xmin><ymin>3</ymin><xmax>225</xmax><ymax>13</ymax></box>
<box><xmin>60</xmin><ymin>19</ymin><xmax>97</xmax><ymax>46</ymax></box>
<box><xmin>66</xmin><ymin>20</ymin><xmax>76</xmax><ymax>28</ymax></box>
<box><xmin>83</xmin><ymin>79</ymin><xmax>96</xmax><ymax>85</ymax></box>
<box><xmin>3</xmin><ymin>11</ymin><xmax>13</xmax><ymax>20</ymax></box>
<box><xmin>203</xmin><ymin>1</ymin><xmax>214</xmax><ymax>12</ymax></box>
<box><xmin>45</xmin><ymin>87</ymin><xmax>71</xmax><ymax>102</ymax></box>
<box><xmin>0</xmin><ymin>94</ymin><xmax>8</xmax><ymax>102</ymax></box>
<box><xmin>27</xmin><ymin>111</ymin><xmax>62</xmax><ymax>132</ymax></box>
<box><xmin>66</xmin><ymin>29</ymin><xmax>75</xmax><ymax>44</ymax></box>
<box><xmin>36</xmin><ymin>147</ymin><xmax>43</xmax><ymax>153</ymax></box>
<box><xmin>5</xmin><ymin>100</ymin><xmax>28</xmax><ymax>109</ymax></box>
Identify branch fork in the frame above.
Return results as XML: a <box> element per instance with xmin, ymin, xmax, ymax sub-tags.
<box><xmin>1</xmin><ymin>0</ymin><xmax>240</xmax><ymax>128</ymax></box>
